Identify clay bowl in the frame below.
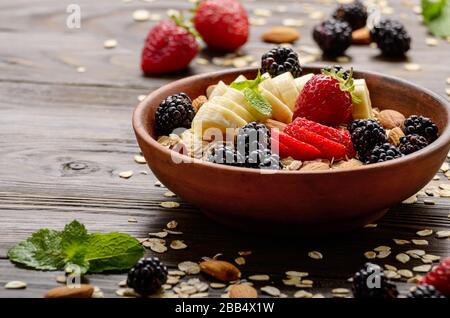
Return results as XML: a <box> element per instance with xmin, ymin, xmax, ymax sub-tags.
<box><xmin>133</xmin><ymin>67</ymin><xmax>450</xmax><ymax>233</ymax></box>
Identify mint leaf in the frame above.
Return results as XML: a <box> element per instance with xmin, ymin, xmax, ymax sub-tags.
<box><xmin>427</xmin><ymin>1</ymin><xmax>450</xmax><ymax>37</ymax></box>
<box><xmin>422</xmin><ymin>0</ymin><xmax>446</xmax><ymax>23</ymax></box>
<box><xmin>230</xmin><ymin>70</ymin><xmax>266</xmax><ymax>91</ymax></box>
<box><xmin>243</xmin><ymin>88</ymin><xmax>272</xmax><ymax>118</ymax></box>
<box><xmin>85</xmin><ymin>233</ymin><xmax>144</xmax><ymax>273</ymax></box>
<box><xmin>7</xmin><ymin>229</ymin><xmax>65</xmax><ymax>270</ymax></box>
<box><xmin>61</xmin><ymin>220</ymin><xmax>90</xmax><ymax>274</ymax></box>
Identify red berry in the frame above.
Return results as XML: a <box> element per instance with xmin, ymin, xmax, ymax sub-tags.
<box><xmin>290</xmin><ymin>117</ymin><xmax>356</xmax><ymax>158</ymax></box>
<box><xmin>420</xmin><ymin>257</ymin><xmax>450</xmax><ymax>297</ymax></box>
<box><xmin>284</xmin><ymin>125</ymin><xmax>347</xmax><ymax>160</ymax></box>
<box><xmin>141</xmin><ymin>21</ymin><xmax>199</xmax><ymax>75</ymax></box>
<box><xmin>271</xmin><ymin>130</ymin><xmax>321</xmax><ymax>161</ymax></box>
<box><xmin>293</xmin><ymin>74</ymin><xmax>353</xmax><ymax>126</ymax></box>
<box><xmin>194</xmin><ymin>0</ymin><xmax>249</xmax><ymax>52</ymax></box>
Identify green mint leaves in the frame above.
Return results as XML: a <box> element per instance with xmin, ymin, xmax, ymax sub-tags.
<box><xmin>230</xmin><ymin>71</ymin><xmax>272</xmax><ymax>118</ymax></box>
<box><xmin>7</xmin><ymin>220</ymin><xmax>144</xmax><ymax>274</ymax></box>
<box><xmin>321</xmin><ymin>67</ymin><xmax>361</xmax><ymax>104</ymax></box>
<box><xmin>422</xmin><ymin>0</ymin><xmax>450</xmax><ymax>37</ymax></box>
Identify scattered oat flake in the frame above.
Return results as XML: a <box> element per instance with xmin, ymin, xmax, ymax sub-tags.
<box><xmin>261</xmin><ymin>286</ymin><xmax>280</xmax><ymax>297</ymax></box>
<box><xmin>309</xmin><ymin>11</ymin><xmax>324</xmax><ymax>20</ymax></box>
<box><xmin>347</xmin><ymin>277</ymin><xmax>353</xmax><ymax>282</ymax></box>
<box><xmin>301</xmin><ymin>279</ymin><xmax>313</xmax><ymax>285</ymax></box>
<box><xmin>253</xmin><ymin>8</ymin><xmax>272</xmax><ymax>17</ymax></box>
<box><xmin>436</xmin><ymin>230</ymin><xmax>450</xmax><ymax>238</ymax></box>
<box><xmin>396</xmin><ymin>253</ymin><xmax>410</xmax><ymax>264</ymax></box>
<box><xmin>248</xmin><ymin>274</ymin><xmax>270</xmax><ymax>281</ymax></box>
<box><xmin>294</xmin><ymin>290</ymin><xmax>313</xmax><ymax>298</ymax></box>
<box><xmin>170</xmin><ymin>240</ymin><xmax>187</xmax><ymax>250</ymax></box>
<box><xmin>160</xmin><ymin>201</ymin><xmax>179</xmax><ymax>208</ymax></box>
<box><xmin>119</xmin><ymin>170</ymin><xmax>133</xmax><ymax>179</ymax></box>
<box><xmin>133</xmin><ymin>9</ymin><xmax>150</xmax><ymax>22</ymax></box>
<box><xmin>440</xmin><ymin>162</ymin><xmax>449</xmax><ymax>172</ymax></box>
<box><xmin>406</xmin><ymin>249</ymin><xmax>426</xmax><ymax>257</ymax></box>
<box><xmin>178</xmin><ymin>261</ymin><xmax>200</xmax><ymax>275</ymax></box>
<box><xmin>374</xmin><ymin>245</ymin><xmax>391</xmax><ymax>252</ymax></box>
<box><xmin>134</xmin><ymin>155</ymin><xmax>146</xmax><ymax>164</ymax></box>
<box><xmin>397</xmin><ymin>269</ymin><xmax>413</xmax><ymax>278</ymax></box>
<box><xmin>416</xmin><ymin>229</ymin><xmax>433</xmax><ymax>237</ymax></box>
<box><xmin>308</xmin><ymin>251</ymin><xmax>323</xmax><ymax>260</ymax></box>
<box><xmin>282</xmin><ymin>18</ymin><xmax>304</xmax><ymax>27</ymax></box>
<box><xmin>423</xmin><ymin>254</ymin><xmax>441</xmax><ymax>262</ymax></box>
<box><xmin>103</xmin><ymin>39</ymin><xmax>117</xmax><ymax>49</ymax></box>
<box><xmin>384</xmin><ymin>264</ymin><xmax>397</xmax><ymax>271</ymax></box>
<box><xmin>116</xmin><ymin>288</ymin><xmax>139</xmax><ymax>297</ymax></box>
<box><xmin>238</xmin><ymin>251</ymin><xmax>252</xmax><ymax>256</ymax></box>
<box><xmin>364</xmin><ymin>223</ymin><xmax>377</xmax><ymax>228</ymax></box>
<box><xmin>56</xmin><ymin>275</ymin><xmax>66</xmax><ymax>284</ymax></box>
<box><xmin>163</xmin><ymin>229</ymin><xmax>183</xmax><ymax>235</ymax></box>
<box><xmin>234</xmin><ymin>257</ymin><xmax>246</xmax><ymax>265</ymax></box>
<box><xmin>166</xmin><ymin>276</ymin><xmax>180</xmax><ymax>285</ymax></box>
<box><xmin>412</xmin><ymin>239</ymin><xmax>428</xmax><ymax>246</ymax></box>
<box><xmin>195</xmin><ymin>58</ymin><xmax>209</xmax><ymax>65</ymax></box>
<box><xmin>143</xmin><ymin>240</ymin><xmax>167</xmax><ymax>253</ymax></box>
<box><xmin>364</xmin><ymin>251</ymin><xmax>377</xmax><ymax>259</ymax></box>
<box><xmin>249</xmin><ymin>17</ymin><xmax>267</xmax><ymax>26</ymax></box>
<box><xmin>385</xmin><ymin>270</ymin><xmax>398</xmax><ymax>279</ymax></box>
<box><xmin>210</xmin><ymin>283</ymin><xmax>226</xmax><ymax>289</ymax></box>
<box><xmin>76</xmin><ymin>66</ymin><xmax>86</xmax><ymax>73</ymax></box>
<box><xmin>407</xmin><ymin>275</ymin><xmax>423</xmax><ymax>284</ymax></box>
<box><xmin>404</xmin><ymin>63</ymin><xmax>421</xmax><ymax>71</ymax></box>
<box><xmin>168</xmin><ymin>270</ymin><xmax>185</xmax><ymax>277</ymax></box>
<box><xmin>118</xmin><ymin>280</ymin><xmax>127</xmax><ymax>287</ymax></box>
<box><xmin>167</xmin><ymin>220</ymin><xmax>178</xmax><ymax>229</ymax></box>
<box><xmin>191</xmin><ymin>292</ymin><xmax>209</xmax><ymax>298</ymax></box>
<box><xmin>377</xmin><ymin>250</ymin><xmax>391</xmax><ymax>259</ymax></box>
<box><xmin>128</xmin><ymin>217</ymin><xmax>137</xmax><ymax>223</ymax></box>
<box><xmin>424</xmin><ymin>199</ymin><xmax>435</xmax><ymax>205</ymax></box>
<box><xmin>5</xmin><ymin>281</ymin><xmax>27</xmax><ymax>289</ymax></box>
<box><xmin>402</xmin><ymin>195</ymin><xmax>417</xmax><ymax>204</ymax></box>
<box><xmin>393</xmin><ymin>239</ymin><xmax>410</xmax><ymax>245</ymax></box>
<box><xmin>446</xmin><ymin>88</ymin><xmax>450</xmax><ymax>97</ymax></box>
<box><xmin>332</xmin><ymin>288</ymin><xmax>350</xmax><ymax>294</ymax></box>
<box><xmin>425</xmin><ymin>38</ymin><xmax>439</xmax><ymax>46</ymax></box>
<box><xmin>286</xmin><ymin>271</ymin><xmax>309</xmax><ymax>278</ymax></box>
<box><xmin>413</xmin><ymin>265</ymin><xmax>432</xmax><ymax>273</ymax></box>
<box><xmin>154</xmin><ymin>180</ymin><xmax>165</xmax><ymax>187</ymax></box>
<box><xmin>148</xmin><ymin>231</ymin><xmax>168</xmax><ymax>238</ymax></box>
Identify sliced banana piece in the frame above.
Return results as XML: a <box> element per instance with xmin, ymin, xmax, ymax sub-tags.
<box><xmin>233</xmin><ymin>75</ymin><xmax>248</xmax><ymax>83</ymax></box>
<box><xmin>222</xmin><ymin>88</ymin><xmax>262</xmax><ymax>120</ymax></box>
<box><xmin>208</xmin><ymin>81</ymin><xmax>228</xmax><ymax>99</ymax></box>
<box><xmin>271</xmin><ymin>72</ymin><xmax>299</xmax><ymax>110</ymax></box>
<box><xmin>259</xmin><ymin>77</ymin><xmax>282</xmax><ymax>100</ymax></box>
<box><xmin>294</xmin><ymin>73</ymin><xmax>314</xmax><ymax>92</ymax></box>
<box><xmin>352</xmin><ymin>79</ymin><xmax>373</xmax><ymax>120</ymax></box>
<box><xmin>259</xmin><ymin>87</ymin><xmax>293</xmax><ymax>124</ymax></box>
<box><xmin>211</xmin><ymin>96</ymin><xmax>255</xmax><ymax>122</ymax></box>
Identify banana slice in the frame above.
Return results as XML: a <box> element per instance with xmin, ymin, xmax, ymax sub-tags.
<box><xmin>352</xmin><ymin>79</ymin><xmax>374</xmax><ymax>120</ymax></box>
<box><xmin>259</xmin><ymin>77</ymin><xmax>282</xmax><ymax>100</ymax></box>
<box><xmin>294</xmin><ymin>73</ymin><xmax>314</xmax><ymax>92</ymax></box>
<box><xmin>211</xmin><ymin>96</ymin><xmax>255</xmax><ymax>122</ymax></box>
<box><xmin>259</xmin><ymin>87</ymin><xmax>293</xmax><ymax>123</ymax></box>
<box><xmin>271</xmin><ymin>72</ymin><xmax>299</xmax><ymax>110</ymax></box>
<box><xmin>233</xmin><ymin>75</ymin><xmax>248</xmax><ymax>83</ymax></box>
<box><xmin>208</xmin><ymin>81</ymin><xmax>228</xmax><ymax>99</ymax></box>
<box><xmin>222</xmin><ymin>87</ymin><xmax>263</xmax><ymax>120</ymax></box>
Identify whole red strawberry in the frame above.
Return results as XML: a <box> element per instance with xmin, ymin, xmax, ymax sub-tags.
<box><xmin>293</xmin><ymin>68</ymin><xmax>358</xmax><ymax>126</ymax></box>
<box><xmin>420</xmin><ymin>257</ymin><xmax>450</xmax><ymax>297</ymax></box>
<box><xmin>141</xmin><ymin>20</ymin><xmax>198</xmax><ymax>75</ymax></box>
<box><xmin>194</xmin><ymin>0</ymin><xmax>249</xmax><ymax>52</ymax></box>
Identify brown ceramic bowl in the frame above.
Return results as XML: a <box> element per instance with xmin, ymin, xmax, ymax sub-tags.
<box><xmin>133</xmin><ymin>67</ymin><xmax>450</xmax><ymax>233</ymax></box>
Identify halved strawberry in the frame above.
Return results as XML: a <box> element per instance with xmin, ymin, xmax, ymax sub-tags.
<box><xmin>270</xmin><ymin>136</ymin><xmax>290</xmax><ymax>159</ymax></box>
<box><xmin>284</xmin><ymin>125</ymin><xmax>347</xmax><ymax>160</ymax></box>
<box><xmin>272</xmin><ymin>130</ymin><xmax>321</xmax><ymax>161</ymax></box>
<box><xmin>290</xmin><ymin>117</ymin><xmax>356</xmax><ymax>158</ymax></box>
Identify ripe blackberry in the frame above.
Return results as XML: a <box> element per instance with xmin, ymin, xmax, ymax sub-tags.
<box><xmin>322</xmin><ymin>65</ymin><xmax>350</xmax><ymax>80</ymax></box>
<box><xmin>127</xmin><ymin>257</ymin><xmax>168</xmax><ymax>296</ymax></box>
<box><xmin>155</xmin><ymin>93</ymin><xmax>195</xmax><ymax>136</ymax></box>
<box><xmin>349</xmin><ymin>119</ymin><xmax>387</xmax><ymax>160</ymax></box>
<box><xmin>407</xmin><ymin>284</ymin><xmax>446</xmax><ymax>299</ymax></box>
<box><xmin>353</xmin><ymin>263</ymin><xmax>399</xmax><ymax>299</ymax></box>
<box><xmin>260</xmin><ymin>47</ymin><xmax>302</xmax><ymax>78</ymax></box>
<box><xmin>403</xmin><ymin>115</ymin><xmax>439</xmax><ymax>143</ymax></box>
<box><xmin>365</xmin><ymin>143</ymin><xmax>402</xmax><ymax>164</ymax></box>
<box><xmin>370</xmin><ymin>19</ymin><xmax>411</xmax><ymax>57</ymax></box>
<box><xmin>313</xmin><ymin>19</ymin><xmax>352</xmax><ymax>57</ymax></box>
<box><xmin>207</xmin><ymin>144</ymin><xmax>238</xmax><ymax>166</ymax></box>
<box><xmin>332</xmin><ymin>0</ymin><xmax>368</xmax><ymax>30</ymax></box>
<box><xmin>399</xmin><ymin>134</ymin><xmax>429</xmax><ymax>155</ymax></box>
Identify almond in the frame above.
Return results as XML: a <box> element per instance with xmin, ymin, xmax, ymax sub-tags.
<box><xmin>192</xmin><ymin>95</ymin><xmax>208</xmax><ymax>112</ymax></box>
<box><xmin>352</xmin><ymin>27</ymin><xmax>371</xmax><ymax>44</ymax></box>
<box><xmin>199</xmin><ymin>260</ymin><xmax>241</xmax><ymax>282</ymax></box>
<box><xmin>229</xmin><ymin>284</ymin><xmax>258</xmax><ymax>298</ymax></box>
<box><xmin>44</xmin><ymin>284</ymin><xmax>94</xmax><ymax>298</ymax></box>
<box><xmin>262</xmin><ymin>26</ymin><xmax>300</xmax><ymax>44</ymax></box>
<box><xmin>378</xmin><ymin>109</ymin><xmax>405</xmax><ymax>129</ymax></box>
<box><xmin>388</xmin><ymin>127</ymin><xmax>405</xmax><ymax>146</ymax></box>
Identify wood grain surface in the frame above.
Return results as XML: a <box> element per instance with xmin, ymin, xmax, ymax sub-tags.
<box><xmin>0</xmin><ymin>0</ymin><xmax>449</xmax><ymax>298</ymax></box>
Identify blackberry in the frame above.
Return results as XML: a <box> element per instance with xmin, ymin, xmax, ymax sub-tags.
<box><xmin>322</xmin><ymin>65</ymin><xmax>350</xmax><ymax>80</ymax></box>
<box><xmin>353</xmin><ymin>263</ymin><xmax>399</xmax><ymax>299</ymax></box>
<box><xmin>332</xmin><ymin>0</ymin><xmax>368</xmax><ymax>30</ymax></box>
<box><xmin>407</xmin><ymin>284</ymin><xmax>446</xmax><ymax>299</ymax></box>
<box><xmin>313</xmin><ymin>19</ymin><xmax>352</xmax><ymax>57</ymax></box>
<box><xmin>399</xmin><ymin>134</ymin><xmax>429</xmax><ymax>155</ymax></box>
<box><xmin>127</xmin><ymin>257</ymin><xmax>168</xmax><ymax>296</ymax></box>
<box><xmin>207</xmin><ymin>144</ymin><xmax>238</xmax><ymax>166</ymax></box>
<box><xmin>403</xmin><ymin>115</ymin><xmax>439</xmax><ymax>143</ymax></box>
<box><xmin>349</xmin><ymin>119</ymin><xmax>387</xmax><ymax>160</ymax></box>
<box><xmin>370</xmin><ymin>19</ymin><xmax>411</xmax><ymax>57</ymax></box>
<box><xmin>155</xmin><ymin>93</ymin><xmax>195</xmax><ymax>136</ymax></box>
<box><xmin>365</xmin><ymin>143</ymin><xmax>402</xmax><ymax>164</ymax></box>
<box><xmin>260</xmin><ymin>47</ymin><xmax>302</xmax><ymax>78</ymax></box>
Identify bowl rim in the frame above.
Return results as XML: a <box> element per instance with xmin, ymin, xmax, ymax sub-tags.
<box><xmin>133</xmin><ymin>67</ymin><xmax>450</xmax><ymax>175</ymax></box>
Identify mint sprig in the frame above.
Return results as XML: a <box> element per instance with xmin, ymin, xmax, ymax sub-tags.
<box><xmin>422</xmin><ymin>0</ymin><xmax>450</xmax><ymax>37</ymax></box>
<box><xmin>7</xmin><ymin>220</ymin><xmax>144</xmax><ymax>274</ymax></box>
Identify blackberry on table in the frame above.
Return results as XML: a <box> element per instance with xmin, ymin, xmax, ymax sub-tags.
<box><xmin>407</xmin><ymin>284</ymin><xmax>446</xmax><ymax>299</ymax></box>
<box><xmin>260</xmin><ymin>47</ymin><xmax>302</xmax><ymax>78</ymax></box>
<box><xmin>403</xmin><ymin>115</ymin><xmax>439</xmax><ymax>143</ymax></box>
<box><xmin>399</xmin><ymin>134</ymin><xmax>429</xmax><ymax>155</ymax></box>
<box><xmin>155</xmin><ymin>93</ymin><xmax>195</xmax><ymax>136</ymax></box>
<box><xmin>349</xmin><ymin>119</ymin><xmax>387</xmax><ymax>160</ymax></box>
<box><xmin>353</xmin><ymin>263</ymin><xmax>399</xmax><ymax>299</ymax></box>
<box><xmin>127</xmin><ymin>257</ymin><xmax>168</xmax><ymax>296</ymax></box>
<box><xmin>370</xmin><ymin>19</ymin><xmax>411</xmax><ymax>57</ymax></box>
<box><xmin>365</xmin><ymin>143</ymin><xmax>402</xmax><ymax>164</ymax></box>
<box><xmin>322</xmin><ymin>65</ymin><xmax>350</xmax><ymax>80</ymax></box>
<box><xmin>332</xmin><ymin>0</ymin><xmax>368</xmax><ymax>30</ymax></box>
<box><xmin>313</xmin><ymin>19</ymin><xmax>352</xmax><ymax>57</ymax></box>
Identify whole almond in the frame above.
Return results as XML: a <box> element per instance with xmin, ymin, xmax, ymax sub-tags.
<box><xmin>388</xmin><ymin>127</ymin><xmax>405</xmax><ymax>146</ymax></box>
<box><xmin>199</xmin><ymin>260</ymin><xmax>241</xmax><ymax>282</ymax></box>
<box><xmin>229</xmin><ymin>284</ymin><xmax>258</xmax><ymax>298</ymax></box>
<box><xmin>262</xmin><ymin>26</ymin><xmax>300</xmax><ymax>44</ymax></box>
<box><xmin>352</xmin><ymin>27</ymin><xmax>371</xmax><ymax>44</ymax></box>
<box><xmin>378</xmin><ymin>110</ymin><xmax>405</xmax><ymax>129</ymax></box>
<box><xmin>44</xmin><ymin>284</ymin><xmax>94</xmax><ymax>298</ymax></box>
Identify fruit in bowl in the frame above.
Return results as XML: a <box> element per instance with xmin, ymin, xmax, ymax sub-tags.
<box><xmin>133</xmin><ymin>48</ymin><xmax>450</xmax><ymax>233</ymax></box>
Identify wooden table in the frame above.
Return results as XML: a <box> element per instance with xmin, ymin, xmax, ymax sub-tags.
<box><xmin>0</xmin><ymin>0</ymin><xmax>449</xmax><ymax>298</ymax></box>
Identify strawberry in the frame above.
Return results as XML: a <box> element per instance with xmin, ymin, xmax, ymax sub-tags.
<box><xmin>293</xmin><ymin>68</ymin><xmax>359</xmax><ymax>126</ymax></box>
<box><xmin>194</xmin><ymin>0</ymin><xmax>249</xmax><ymax>52</ymax></box>
<box><xmin>284</xmin><ymin>125</ymin><xmax>347</xmax><ymax>160</ymax></box>
<box><xmin>141</xmin><ymin>20</ymin><xmax>199</xmax><ymax>75</ymax></box>
<box><xmin>420</xmin><ymin>257</ymin><xmax>450</xmax><ymax>297</ymax></box>
<box><xmin>271</xmin><ymin>130</ymin><xmax>321</xmax><ymax>161</ymax></box>
<box><xmin>290</xmin><ymin>117</ymin><xmax>356</xmax><ymax>158</ymax></box>
<box><xmin>270</xmin><ymin>137</ymin><xmax>290</xmax><ymax>159</ymax></box>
